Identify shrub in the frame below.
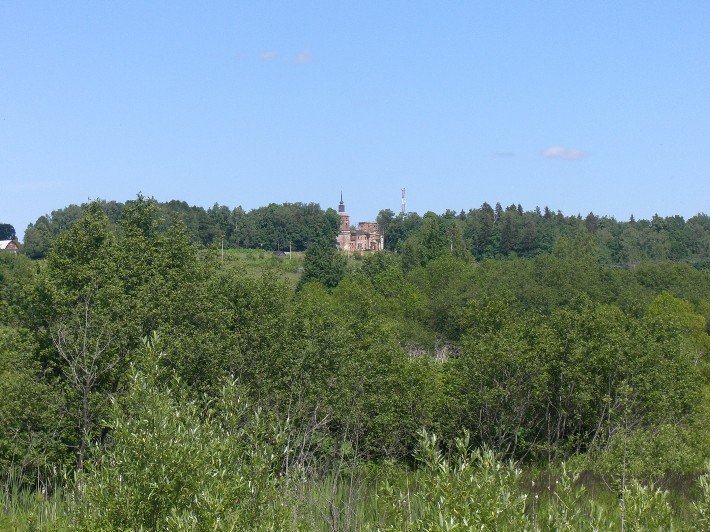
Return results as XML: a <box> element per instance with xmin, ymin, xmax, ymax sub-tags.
<box><xmin>692</xmin><ymin>463</ymin><xmax>710</xmax><ymax>531</ymax></box>
<box><xmin>72</xmin><ymin>347</ymin><xmax>288</xmax><ymax>530</ymax></box>
<box><xmin>377</xmin><ymin>430</ymin><xmax>529</xmax><ymax>530</ymax></box>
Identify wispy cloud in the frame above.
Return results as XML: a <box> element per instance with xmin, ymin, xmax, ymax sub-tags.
<box><xmin>259</xmin><ymin>51</ymin><xmax>277</xmax><ymax>61</ymax></box>
<box><xmin>493</xmin><ymin>151</ymin><xmax>515</xmax><ymax>158</ymax></box>
<box><xmin>294</xmin><ymin>49</ymin><xmax>311</xmax><ymax>64</ymax></box>
<box><xmin>541</xmin><ymin>146</ymin><xmax>587</xmax><ymax>160</ymax></box>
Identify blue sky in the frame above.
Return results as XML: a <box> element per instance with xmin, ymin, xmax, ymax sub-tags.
<box><xmin>1</xmin><ymin>1</ymin><xmax>709</xmax><ymax>238</ymax></box>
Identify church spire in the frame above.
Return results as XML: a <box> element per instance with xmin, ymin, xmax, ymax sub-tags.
<box><xmin>338</xmin><ymin>192</ymin><xmax>346</xmax><ymax>213</ymax></box>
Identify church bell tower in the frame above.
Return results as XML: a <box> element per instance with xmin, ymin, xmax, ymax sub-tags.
<box><xmin>338</xmin><ymin>192</ymin><xmax>350</xmax><ymax>232</ymax></box>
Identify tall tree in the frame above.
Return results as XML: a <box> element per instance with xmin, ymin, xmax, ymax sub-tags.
<box><xmin>299</xmin><ymin>239</ymin><xmax>347</xmax><ymax>289</ymax></box>
<box><xmin>0</xmin><ymin>223</ymin><xmax>15</xmax><ymax>240</ymax></box>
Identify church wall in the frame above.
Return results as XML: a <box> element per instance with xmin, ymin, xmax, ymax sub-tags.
<box><xmin>335</xmin><ymin>197</ymin><xmax>383</xmax><ymax>253</ymax></box>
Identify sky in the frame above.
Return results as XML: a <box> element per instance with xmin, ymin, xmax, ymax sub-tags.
<box><xmin>1</xmin><ymin>1</ymin><xmax>709</xmax><ymax>239</ymax></box>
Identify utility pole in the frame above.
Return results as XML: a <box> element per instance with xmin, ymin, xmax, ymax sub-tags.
<box><xmin>289</xmin><ymin>240</ymin><xmax>292</xmax><ymax>259</ymax></box>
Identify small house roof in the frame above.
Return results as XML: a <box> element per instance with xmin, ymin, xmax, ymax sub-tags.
<box><xmin>0</xmin><ymin>240</ymin><xmax>15</xmax><ymax>249</ymax></box>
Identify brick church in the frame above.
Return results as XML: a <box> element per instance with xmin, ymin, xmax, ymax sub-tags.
<box><xmin>336</xmin><ymin>194</ymin><xmax>384</xmax><ymax>252</ymax></box>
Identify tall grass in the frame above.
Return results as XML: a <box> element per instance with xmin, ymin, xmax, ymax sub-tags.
<box><xmin>3</xmin><ymin>391</ymin><xmax>707</xmax><ymax>532</ymax></box>
<box><xmin>1</xmin><ymin>463</ymin><xmax>707</xmax><ymax>530</ymax></box>
<box><xmin>1</xmin><ymin>468</ymin><xmax>67</xmax><ymax>530</ymax></box>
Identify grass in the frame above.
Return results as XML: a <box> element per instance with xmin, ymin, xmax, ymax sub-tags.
<box><xmin>3</xmin><ymin>463</ymin><xmax>704</xmax><ymax>531</ymax></box>
<box><xmin>1</xmin><ymin>470</ymin><xmax>67</xmax><ymax>531</ymax></box>
<box><xmin>202</xmin><ymin>246</ymin><xmax>367</xmax><ymax>287</ymax></box>
<box><xmin>203</xmin><ymin>247</ymin><xmax>306</xmax><ymax>286</ymax></box>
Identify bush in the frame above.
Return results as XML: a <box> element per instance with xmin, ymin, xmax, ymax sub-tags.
<box><xmin>72</xmin><ymin>346</ymin><xmax>288</xmax><ymax>530</ymax></box>
<box><xmin>377</xmin><ymin>430</ymin><xmax>529</xmax><ymax>530</ymax></box>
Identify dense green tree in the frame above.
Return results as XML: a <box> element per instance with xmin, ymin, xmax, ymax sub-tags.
<box><xmin>375</xmin><ymin>208</ymin><xmax>396</xmax><ymax>248</ymax></box>
<box><xmin>378</xmin><ymin>210</ymin><xmax>422</xmax><ymax>251</ymax></box>
<box><xmin>0</xmin><ymin>223</ymin><xmax>15</xmax><ymax>240</ymax></box>
<box><xmin>440</xmin><ymin>295</ymin><xmax>707</xmax><ymax>462</ymax></box>
<box><xmin>299</xmin><ymin>239</ymin><xmax>347</xmax><ymax>289</ymax></box>
<box><xmin>22</xmin><ymin>216</ymin><xmax>53</xmax><ymax>259</ymax></box>
<box><xmin>22</xmin><ymin>197</ymin><xmax>215</xmax><ymax>470</ymax></box>
<box><xmin>21</xmin><ymin>200</ymin><xmax>341</xmax><ymax>257</ymax></box>
<box><xmin>0</xmin><ymin>252</ymin><xmax>34</xmax><ymax>325</ymax></box>
<box><xmin>0</xmin><ymin>327</ymin><xmax>66</xmax><ymax>484</ymax></box>
<box><xmin>464</xmin><ymin>202</ymin><xmax>495</xmax><ymax>258</ymax></box>
<box><xmin>499</xmin><ymin>210</ymin><xmax>521</xmax><ymax>255</ymax></box>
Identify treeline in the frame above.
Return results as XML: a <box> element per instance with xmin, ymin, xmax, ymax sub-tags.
<box><xmin>378</xmin><ymin>203</ymin><xmax>710</xmax><ymax>267</ymax></box>
<box><xmin>21</xmin><ymin>198</ymin><xmax>340</xmax><ymax>258</ymax></box>
<box><xmin>1</xmin><ymin>196</ymin><xmax>708</xmax><ymax>527</ymax></box>
<box><xmin>21</xmin><ymin>198</ymin><xmax>709</xmax><ymax>268</ymax></box>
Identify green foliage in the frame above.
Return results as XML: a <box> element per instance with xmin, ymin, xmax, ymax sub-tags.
<box><xmin>0</xmin><ymin>469</ymin><xmax>67</xmax><ymax>531</ymax></box>
<box><xmin>299</xmin><ymin>239</ymin><xmax>347</xmax><ymax>289</ymax></box>
<box><xmin>0</xmin><ymin>251</ymin><xmax>35</xmax><ymax>325</ymax></box>
<box><xmin>232</xmin><ymin>202</ymin><xmax>339</xmax><ymax>250</ymax></box>
<box><xmin>400</xmin><ymin>213</ymin><xmax>472</xmax><ymax>270</ymax></box>
<box><xmin>73</xmin><ymin>341</ymin><xmax>288</xmax><ymax>530</ymax></box>
<box><xmin>392</xmin><ymin>203</ymin><xmax>710</xmax><ymax>266</ymax></box>
<box><xmin>2</xmin><ymin>430</ymin><xmax>708</xmax><ymax>529</ymax></box>
<box><xmin>4</xmin><ymin>196</ymin><xmax>710</xmax><ymax>528</ymax></box>
<box><xmin>591</xmin><ymin>425</ymin><xmax>705</xmax><ymax>485</ymax></box>
<box><xmin>0</xmin><ymin>327</ymin><xmax>66</xmax><ymax>484</ymax></box>
<box><xmin>541</xmin><ymin>465</ymin><xmax>606</xmax><ymax>531</ymax></box>
<box><xmin>440</xmin><ymin>293</ymin><xmax>707</xmax><ymax>466</ymax></box>
<box><xmin>0</xmin><ymin>223</ymin><xmax>16</xmax><ymax>240</ymax></box>
<box><xmin>377</xmin><ymin>430</ymin><xmax>529</xmax><ymax>530</ymax></box>
<box><xmin>693</xmin><ymin>463</ymin><xmax>710</xmax><ymax>530</ymax></box>
<box><xmin>20</xmin><ymin>197</ymin><xmax>221</xmax><ymax>472</ymax></box>
<box><xmin>21</xmin><ymin>198</ymin><xmax>710</xmax><ymax>264</ymax></box>
<box><xmin>620</xmin><ymin>481</ymin><xmax>674</xmax><ymax>531</ymax></box>
<box><xmin>22</xmin><ymin>204</ymin><xmax>85</xmax><ymax>259</ymax></box>
<box><xmin>21</xmin><ymin>198</ymin><xmax>340</xmax><ymax>257</ymax></box>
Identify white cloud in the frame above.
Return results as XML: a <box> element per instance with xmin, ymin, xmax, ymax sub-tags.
<box><xmin>541</xmin><ymin>145</ymin><xmax>587</xmax><ymax>160</ymax></box>
<box><xmin>294</xmin><ymin>49</ymin><xmax>311</xmax><ymax>64</ymax></box>
<box><xmin>259</xmin><ymin>51</ymin><xmax>277</xmax><ymax>61</ymax></box>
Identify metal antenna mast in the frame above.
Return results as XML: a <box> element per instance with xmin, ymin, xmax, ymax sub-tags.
<box><xmin>401</xmin><ymin>187</ymin><xmax>407</xmax><ymax>215</ymax></box>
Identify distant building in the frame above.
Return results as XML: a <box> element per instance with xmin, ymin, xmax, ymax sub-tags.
<box><xmin>0</xmin><ymin>240</ymin><xmax>18</xmax><ymax>254</ymax></box>
<box><xmin>336</xmin><ymin>195</ymin><xmax>384</xmax><ymax>252</ymax></box>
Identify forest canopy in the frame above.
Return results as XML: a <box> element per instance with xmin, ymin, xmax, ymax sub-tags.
<box><xmin>21</xmin><ymin>199</ymin><xmax>340</xmax><ymax>258</ymax></box>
